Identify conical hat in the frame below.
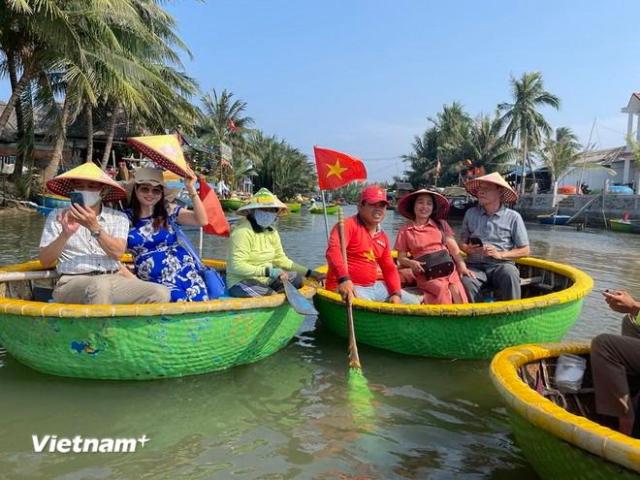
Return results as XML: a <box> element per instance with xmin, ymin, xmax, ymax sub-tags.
<box><xmin>236</xmin><ymin>188</ymin><xmax>288</xmax><ymax>216</ymax></box>
<box><xmin>46</xmin><ymin>162</ymin><xmax>127</xmax><ymax>202</ymax></box>
<box><xmin>397</xmin><ymin>189</ymin><xmax>450</xmax><ymax>220</ymax></box>
<box><xmin>127</xmin><ymin>134</ymin><xmax>189</xmax><ymax>178</ymax></box>
<box><xmin>465</xmin><ymin>172</ymin><xmax>518</xmax><ymax>204</ymax></box>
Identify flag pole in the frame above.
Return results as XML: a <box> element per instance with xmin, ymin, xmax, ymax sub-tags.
<box><xmin>320</xmin><ymin>190</ymin><xmax>330</xmax><ymax>241</ymax></box>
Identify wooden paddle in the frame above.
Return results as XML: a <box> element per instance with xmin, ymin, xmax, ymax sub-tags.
<box><xmin>281</xmin><ymin>276</ymin><xmax>318</xmax><ymax>316</ymax></box>
<box><xmin>337</xmin><ymin>208</ymin><xmax>362</xmax><ymax>370</ymax></box>
<box><xmin>0</xmin><ymin>270</ymin><xmax>59</xmax><ymax>283</ymax></box>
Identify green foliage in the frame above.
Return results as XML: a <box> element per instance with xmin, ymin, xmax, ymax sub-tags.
<box><xmin>539</xmin><ymin>127</ymin><xmax>582</xmax><ymax>185</ymax></box>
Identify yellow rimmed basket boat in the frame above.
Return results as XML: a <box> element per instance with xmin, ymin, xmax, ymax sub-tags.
<box><xmin>314</xmin><ymin>257</ymin><xmax>593</xmax><ymax>359</ymax></box>
<box><xmin>0</xmin><ymin>259</ymin><xmax>314</xmax><ymax>380</ymax></box>
<box><xmin>309</xmin><ymin>205</ymin><xmax>338</xmax><ymax>215</ymax></box>
<box><xmin>286</xmin><ymin>202</ymin><xmax>301</xmax><ymax>213</ymax></box>
<box><xmin>490</xmin><ymin>342</ymin><xmax>640</xmax><ymax>479</ymax></box>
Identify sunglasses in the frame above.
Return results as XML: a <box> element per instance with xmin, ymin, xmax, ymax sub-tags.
<box><xmin>137</xmin><ymin>185</ymin><xmax>163</xmax><ymax>195</ymax></box>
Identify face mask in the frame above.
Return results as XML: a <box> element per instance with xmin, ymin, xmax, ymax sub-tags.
<box><xmin>253</xmin><ymin>210</ymin><xmax>278</xmax><ymax>228</ymax></box>
<box><xmin>72</xmin><ymin>190</ymin><xmax>102</xmax><ymax>207</ymax></box>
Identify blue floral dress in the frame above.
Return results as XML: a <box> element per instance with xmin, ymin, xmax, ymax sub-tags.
<box><xmin>126</xmin><ymin>207</ymin><xmax>208</xmax><ymax>302</ymax></box>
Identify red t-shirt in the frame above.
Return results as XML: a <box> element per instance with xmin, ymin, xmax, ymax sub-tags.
<box><xmin>326</xmin><ymin>215</ymin><xmax>401</xmax><ymax>294</ymax></box>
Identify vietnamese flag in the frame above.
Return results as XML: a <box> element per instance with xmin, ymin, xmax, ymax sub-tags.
<box><xmin>313</xmin><ymin>146</ymin><xmax>367</xmax><ymax>190</ymax></box>
<box><xmin>198</xmin><ymin>177</ymin><xmax>230</xmax><ymax>237</ymax></box>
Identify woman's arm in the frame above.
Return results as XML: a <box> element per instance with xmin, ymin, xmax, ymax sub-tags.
<box><xmin>176</xmin><ymin>168</ymin><xmax>208</xmax><ymax>227</ymax></box>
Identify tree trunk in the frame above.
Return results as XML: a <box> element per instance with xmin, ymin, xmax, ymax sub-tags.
<box><xmin>100</xmin><ymin>109</ymin><xmax>118</xmax><ymax>169</ymax></box>
<box><xmin>0</xmin><ymin>63</ymin><xmax>33</xmax><ymax>139</ymax></box>
<box><xmin>521</xmin><ymin>135</ymin><xmax>528</xmax><ymax>196</ymax></box>
<box><xmin>8</xmin><ymin>51</ymin><xmax>26</xmax><ymax>182</ymax></box>
<box><xmin>84</xmin><ymin>102</ymin><xmax>94</xmax><ymax>163</ymax></box>
<box><xmin>43</xmin><ymin>97</ymin><xmax>71</xmax><ymax>185</ymax></box>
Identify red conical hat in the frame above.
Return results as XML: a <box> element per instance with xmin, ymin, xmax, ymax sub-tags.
<box><xmin>46</xmin><ymin>162</ymin><xmax>127</xmax><ymax>202</ymax></box>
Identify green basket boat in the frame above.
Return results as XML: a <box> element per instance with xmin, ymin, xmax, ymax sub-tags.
<box><xmin>609</xmin><ymin>219</ymin><xmax>640</xmax><ymax>233</ymax></box>
<box><xmin>309</xmin><ymin>205</ymin><xmax>338</xmax><ymax>215</ymax></box>
<box><xmin>286</xmin><ymin>202</ymin><xmax>301</xmax><ymax>213</ymax></box>
<box><xmin>314</xmin><ymin>257</ymin><xmax>593</xmax><ymax>359</ymax></box>
<box><xmin>490</xmin><ymin>343</ymin><xmax>640</xmax><ymax>479</ymax></box>
<box><xmin>0</xmin><ymin>259</ymin><xmax>314</xmax><ymax>380</ymax></box>
<box><xmin>220</xmin><ymin>198</ymin><xmax>245</xmax><ymax>211</ymax></box>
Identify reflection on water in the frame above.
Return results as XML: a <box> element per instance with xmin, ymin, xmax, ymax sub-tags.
<box><xmin>1</xmin><ymin>207</ymin><xmax>639</xmax><ymax>479</ymax></box>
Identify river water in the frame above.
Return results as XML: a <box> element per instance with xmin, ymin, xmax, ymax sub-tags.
<box><xmin>0</xmin><ymin>206</ymin><xmax>638</xmax><ymax>480</ymax></box>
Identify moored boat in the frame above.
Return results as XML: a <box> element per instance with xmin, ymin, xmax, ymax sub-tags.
<box><xmin>537</xmin><ymin>214</ymin><xmax>572</xmax><ymax>225</ymax></box>
<box><xmin>609</xmin><ymin>219</ymin><xmax>640</xmax><ymax>233</ymax></box>
<box><xmin>314</xmin><ymin>257</ymin><xmax>592</xmax><ymax>359</ymax></box>
<box><xmin>0</xmin><ymin>259</ymin><xmax>314</xmax><ymax>380</ymax></box>
<box><xmin>286</xmin><ymin>202</ymin><xmax>301</xmax><ymax>213</ymax></box>
<box><xmin>490</xmin><ymin>342</ymin><xmax>640</xmax><ymax>478</ymax></box>
<box><xmin>37</xmin><ymin>193</ymin><xmax>71</xmax><ymax>208</ymax></box>
<box><xmin>221</xmin><ymin>198</ymin><xmax>245</xmax><ymax>211</ymax></box>
<box><xmin>309</xmin><ymin>205</ymin><xmax>338</xmax><ymax>215</ymax></box>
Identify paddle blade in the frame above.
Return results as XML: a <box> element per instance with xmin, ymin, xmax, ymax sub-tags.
<box><xmin>348</xmin><ymin>367</ymin><xmax>375</xmax><ymax>427</ymax></box>
<box><xmin>283</xmin><ymin>279</ymin><xmax>318</xmax><ymax>316</ymax></box>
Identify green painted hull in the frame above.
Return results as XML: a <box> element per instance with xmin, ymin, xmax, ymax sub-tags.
<box><xmin>315</xmin><ymin>295</ymin><xmax>583</xmax><ymax>359</ymax></box>
<box><xmin>309</xmin><ymin>205</ymin><xmax>337</xmax><ymax>215</ymax></box>
<box><xmin>0</xmin><ymin>303</ymin><xmax>304</xmax><ymax>380</ymax></box>
<box><xmin>609</xmin><ymin>219</ymin><xmax>638</xmax><ymax>233</ymax></box>
<box><xmin>221</xmin><ymin>198</ymin><xmax>244</xmax><ymax>211</ymax></box>
<box><xmin>286</xmin><ymin>203</ymin><xmax>301</xmax><ymax>212</ymax></box>
<box><xmin>508</xmin><ymin>407</ymin><xmax>637</xmax><ymax>479</ymax></box>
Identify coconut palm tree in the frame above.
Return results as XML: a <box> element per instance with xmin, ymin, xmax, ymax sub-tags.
<box><xmin>466</xmin><ymin>113</ymin><xmax>517</xmax><ymax>174</ymax></box>
<box><xmin>539</xmin><ymin>127</ymin><xmax>582</xmax><ymax>187</ymax></box>
<box><xmin>499</xmin><ymin>71</ymin><xmax>560</xmax><ymax>194</ymax></box>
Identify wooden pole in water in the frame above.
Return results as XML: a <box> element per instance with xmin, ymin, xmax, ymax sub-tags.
<box><xmin>320</xmin><ymin>190</ymin><xmax>330</xmax><ymax>241</ymax></box>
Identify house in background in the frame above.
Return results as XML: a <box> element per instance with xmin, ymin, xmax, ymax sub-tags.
<box><xmin>560</xmin><ymin>93</ymin><xmax>640</xmax><ymax>192</ymax></box>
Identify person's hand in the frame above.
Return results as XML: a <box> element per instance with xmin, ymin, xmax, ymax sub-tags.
<box><xmin>603</xmin><ymin>290</ymin><xmax>640</xmax><ymax>315</ymax></box>
<box><xmin>308</xmin><ymin>270</ymin><xmax>326</xmax><ymax>283</ymax></box>
<box><xmin>184</xmin><ymin>165</ymin><xmax>197</xmax><ymax>191</ymax></box>
<box><xmin>338</xmin><ymin>279</ymin><xmax>355</xmax><ymax>303</ymax></box>
<box><xmin>269</xmin><ymin>267</ymin><xmax>284</xmax><ymax>280</ymax></box>
<box><xmin>457</xmin><ymin>263</ymin><xmax>476</xmax><ymax>278</ymax></box>
<box><xmin>68</xmin><ymin>204</ymin><xmax>100</xmax><ymax>232</ymax></box>
<box><xmin>388</xmin><ymin>293</ymin><xmax>401</xmax><ymax>304</ymax></box>
<box><xmin>57</xmin><ymin>209</ymin><xmax>80</xmax><ymax>237</ymax></box>
<box><xmin>483</xmin><ymin>245</ymin><xmax>504</xmax><ymax>260</ymax></box>
<box><xmin>465</xmin><ymin>243</ymin><xmax>484</xmax><ymax>255</ymax></box>
<box><xmin>408</xmin><ymin>259</ymin><xmax>424</xmax><ymax>275</ymax></box>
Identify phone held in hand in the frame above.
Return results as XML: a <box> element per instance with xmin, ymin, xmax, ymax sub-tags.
<box><xmin>469</xmin><ymin>237</ymin><xmax>483</xmax><ymax>246</ymax></box>
<box><xmin>69</xmin><ymin>192</ymin><xmax>85</xmax><ymax>207</ymax></box>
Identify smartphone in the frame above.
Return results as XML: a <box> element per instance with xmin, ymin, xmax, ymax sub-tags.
<box><xmin>469</xmin><ymin>237</ymin><xmax>483</xmax><ymax>246</ymax></box>
<box><xmin>69</xmin><ymin>192</ymin><xmax>85</xmax><ymax>207</ymax></box>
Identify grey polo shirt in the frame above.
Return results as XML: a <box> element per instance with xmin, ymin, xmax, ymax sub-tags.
<box><xmin>461</xmin><ymin>205</ymin><xmax>529</xmax><ymax>265</ymax></box>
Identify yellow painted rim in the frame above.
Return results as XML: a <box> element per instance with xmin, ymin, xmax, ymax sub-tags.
<box><xmin>490</xmin><ymin>342</ymin><xmax>640</xmax><ymax>473</ymax></box>
<box><xmin>315</xmin><ymin>256</ymin><xmax>593</xmax><ymax>316</ymax></box>
<box><xmin>0</xmin><ymin>258</ymin><xmax>315</xmax><ymax>318</ymax></box>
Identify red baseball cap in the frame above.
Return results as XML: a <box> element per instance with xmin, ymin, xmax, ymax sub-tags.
<box><xmin>360</xmin><ymin>185</ymin><xmax>390</xmax><ymax>205</ymax></box>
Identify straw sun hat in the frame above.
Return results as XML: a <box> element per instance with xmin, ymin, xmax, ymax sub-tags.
<box><xmin>236</xmin><ymin>188</ymin><xmax>288</xmax><ymax>216</ymax></box>
<box><xmin>397</xmin><ymin>189</ymin><xmax>450</xmax><ymax>220</ymax></box>
<box><xmin>464</xmin><ymin>172</ymin><xmax>518</xmax><ymax>204</ymax></box>
<box><xmin>127</xmin><ymin>134</ymin><xmax>189</xmax><ymax>178</ymax></box>
<box><xmin>46</xmin><ymin>162</ymin><xmax>127</xmax><ymax>202</ymax></box>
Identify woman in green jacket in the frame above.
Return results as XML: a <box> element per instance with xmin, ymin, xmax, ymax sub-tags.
<box><xmin>227</xmin><ymin>188</ymin><xmax>324</xmax><ymax>297</ymax></box>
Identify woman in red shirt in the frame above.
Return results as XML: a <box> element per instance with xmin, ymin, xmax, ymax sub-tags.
<box><xmin>394</xmin><ymin>189</ymin><xmax>472</xmax><ymax>304</ymax></box>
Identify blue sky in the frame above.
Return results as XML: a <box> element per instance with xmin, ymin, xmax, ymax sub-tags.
<box><xmin>6</xmin><ymin>1</ymin><xmax>640</xmax><ymax>181</ymax></box>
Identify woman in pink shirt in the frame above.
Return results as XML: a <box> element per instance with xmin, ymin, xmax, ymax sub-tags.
<box><xmin>394</xmin><ymin>189</ymin><xmax>473</xmax><ymax>304</ymax></box>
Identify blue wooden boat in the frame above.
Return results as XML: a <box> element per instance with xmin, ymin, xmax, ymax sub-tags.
<box><xmin>537</xmin><ymin>214</ymin><xmax>571</xmax><ymax>225</ymax></box>
<box><xmin>37</xmin><ymin>193</ymin><xmax>71</xmax><ymax>208</ymax></box>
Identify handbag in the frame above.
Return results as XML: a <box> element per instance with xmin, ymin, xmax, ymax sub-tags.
<box><xmin>415</xmin><ymin>220</ymin><xmax>455</xmax><ymax>281</ymax></box>
<box><xmin>171</xmin><ymin>220</ymin><xmax>225</xmax><ymax>299</ymax></box>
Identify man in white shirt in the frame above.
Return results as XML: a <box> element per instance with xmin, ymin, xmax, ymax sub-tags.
<box><xmin>39</xmin><ymin>162</ymin><xmax>170</xmax><ymax>304</ymax></box>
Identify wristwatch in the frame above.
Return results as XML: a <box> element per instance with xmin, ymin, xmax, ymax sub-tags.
<box><xmin>91</xmin><ymin>227</ymin><xmax>102</xmax><ymax>239</ymax></box>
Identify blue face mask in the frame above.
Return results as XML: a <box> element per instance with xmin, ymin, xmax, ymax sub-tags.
<box><xmin>254</xmin><ymin>210</ymin><xmax>278</xmax><ymax>228</ymax></box>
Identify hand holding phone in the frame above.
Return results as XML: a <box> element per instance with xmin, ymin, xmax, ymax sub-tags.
<box><xmin>69</xmin><ymin>192</ymin><xmax>85</xmax><ymax>207</ymax></box>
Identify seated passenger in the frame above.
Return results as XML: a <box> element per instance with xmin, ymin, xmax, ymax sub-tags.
<box><xmin>459</xmin><ymin>172</ymin><xmax>530</xmax><ymax>302</ymax></box>
<box><xmin>591</xmin><ymin>289</ymin><xmax>640</xmax><ymax>436</ymax></box>
<box><xmin>39</xmin><ymin>162</ymin><xmax>170</xmax><ymax>304</ymax></box>
<box><xmin>126</xmin><ymin>167</ymin><xmax>210</xmax><ymax>302</ymax></box>
<box><xmin>394</xmin><ymin>189</ymin><xmax>471</xmax><ymax>304</ymax></box>
<box><xmin>326</xmin><ymin>185</ymin><xmax>421</xmax><ymax>304</ymax></box>
<box><xmin>226</xmin><ymin>188</ymin><xmax>323</xmax><ymax>297</ymax></box>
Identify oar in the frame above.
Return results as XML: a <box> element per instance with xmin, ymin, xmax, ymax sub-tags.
<box><xmin>282</xmin><ymin>276</ymin><xmax>318</xmax><ymax>316</ymax></box>
<box><xmin>337</xmin><ymin>208</ymin><xmax>362</xmax><ymax>370</ymax></box>
<box><xmin>0</xmin><ymin>270</ymin><xmax>59</xmax><ymax>283</ymax></box>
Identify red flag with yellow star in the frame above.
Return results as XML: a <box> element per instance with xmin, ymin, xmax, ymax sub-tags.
<box><xmin>313</xmin><ymin>146</ymin><xmax>367</xmax><ymax>190</ymax></box>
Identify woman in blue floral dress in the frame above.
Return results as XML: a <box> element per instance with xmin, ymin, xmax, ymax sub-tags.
<box><xmin>126</xmin><ymin>167</ymin><xmax>209</xmax><ymax>302</ymax></box>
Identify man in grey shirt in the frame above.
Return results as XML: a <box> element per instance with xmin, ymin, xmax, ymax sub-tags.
<box><xmin>459</xmin><ymin>172</ymin><xmax>530</xmax><ymax>302</ymax></box>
